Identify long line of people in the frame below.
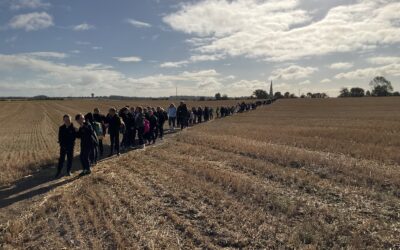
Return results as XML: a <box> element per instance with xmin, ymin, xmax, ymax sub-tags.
<box><xmin>55</xmin><ymin>100</ymin><xmax>270</xmax><ymax>178</ymax></box>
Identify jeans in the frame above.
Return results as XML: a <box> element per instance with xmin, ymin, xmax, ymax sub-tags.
<box><xmin>168</xmin><ymin>117</ymin><xmax>176</xmax><ymax>127</ymax></box>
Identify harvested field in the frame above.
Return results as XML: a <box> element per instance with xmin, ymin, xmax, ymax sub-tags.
<box><xmin>0</xmin><ymin>97</ymin><xmax>399</xmax><ymax>249</ymax></box>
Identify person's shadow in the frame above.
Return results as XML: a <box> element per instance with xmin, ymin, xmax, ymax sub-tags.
<box><xmin>0</xmin><ymin>129</ymin><xmax>179</xmax><ymax>210</ymax></box>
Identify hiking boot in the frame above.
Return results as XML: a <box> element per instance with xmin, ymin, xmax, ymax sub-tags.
<box><xmin>86</xmin><ymin>170</ymin><xmax>92</xmax><ymax>175</ymax></box>
<box><xmin>79</xmin><ymin>171</ymin><xmax>86</xmax><ymax>176</ymax></box>
<box><xmin>66</xmin><ymin>171</ymin><xmax>72</xmax><ymax>176</ymax></box>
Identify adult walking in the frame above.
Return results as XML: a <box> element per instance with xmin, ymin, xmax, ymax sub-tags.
<box><xmin>156</xmin><ymin>107</ymin><xmax>167</xmax><ymax>139</ymax></box>
<box><xmin>106</xmin><ymin>107</ymin><xmax>121</xmax><ymax>157</ymax></box>
<box><xmin>93</xmin><ymin>108</ymin><xmax>106</xmax><ymax>156</ymax></box>
<box><xmin>168</xmin><ymin>103</ymin><xmax>177</xmax><ymax>130</ymax></box>
<box><xmin>75</xmin><ymin>114</ymin><xmax>97</xmax><ymax>176</ymax></box>
<box><xmin>55</xmin><ymin>114</ymin><xmax>76</xmax><ymax>178</ymax></box>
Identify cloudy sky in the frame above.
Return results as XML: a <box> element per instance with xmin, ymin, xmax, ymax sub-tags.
<box><xmin>0</xmin><ymin>0</ymin><xmax>399</xmax><ymax>97</ymax></box>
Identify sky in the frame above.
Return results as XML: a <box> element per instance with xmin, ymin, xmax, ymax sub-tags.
<box><xmin>0</xmin><ymin>0</ymin><xmax>399</xmax><ymax>97</ymax></box>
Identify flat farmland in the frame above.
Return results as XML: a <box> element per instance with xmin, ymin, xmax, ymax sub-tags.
<box><xmin>0</xmin><ymin>99</ymin><xmax>241</xmax><ymax>186</ymax></box>
<box><xmin>0</xmin><ymin>97</ymin><xmax>399</xmax><ymax>249</ymax></box>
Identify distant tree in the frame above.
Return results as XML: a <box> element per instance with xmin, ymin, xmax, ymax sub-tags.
<box><xmin>366</xmin><ymin>90</ymin><xmax>371</xmax><ymax>96</ymax></box>
<box><xmin>221</xmin><ymin>94</ymin><xmax>229</xmax><ymax>100</ymax></box>
<box><xmin>393</xmin><ymin>91</ymin><xmax>400</xmax><ymax>96</ymax></box>
<box><xmin>215</xmin><ymin>93</ymin><xmax>222</xmax><ymax>100</ymax></box>
<box><xmin>253</xmin><ymin>89</ymin><xmax>268</xmax><ymax>99</ymax></box>
<box><xmin>289</xmin><ymin>93</ymin><xmax>297</xmax><ymax>98</ymax></box>
<box><xmin>350</xmin><ymin>87</ymin><xmax>365</xmax><ymax>97</ymax></box>
<box><xmin>370</xmin><ymin>76</ymin><xmax>393</xmax><ymax>96</ymax></box>
<box><xmin>306</xmin><ymin>92</ymin><xmax>313</xmax><ymax>98</ymax></box>
<box><xmin>274</xmin><ymin>92</ymin><xmax>283</xmax><ymax>99</ymax></box>
<box><xmin>199</xmin><ymin>96</ymin><xmax>206</xmax><ymax>101</ymax></box>
<box><xmin>284</xmin><ymin>92</ymin><xmax>290</xmax><ymax>98</ymax></box>
<box><xmin>339</xmin><ymin>87</ymin><xmax>350</xmax><ymax>98</ymax></box>
<box><xmin>300</xmin><ymin>94</ymin><xmax>306</xmax><ymax>98</ymax></box>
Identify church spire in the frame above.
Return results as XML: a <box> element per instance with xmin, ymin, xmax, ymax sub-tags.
<box><xmin>269</xmin><ymin>80</ymin><xmax>273</xmax><ymax>98</ymax></box>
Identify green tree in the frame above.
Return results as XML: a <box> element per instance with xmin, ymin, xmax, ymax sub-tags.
<box><xmin>252</xmin><ymin>89</ymin><xmax>268</xmax><ymax>99</ymax></box>
<box><xmin>221</xmin><ymin>94</ymin><xmax>229</xmax><ymax>100</ymax></box>
<box><xmin>284</xmin><ymin>92</ymin><xmax>290</xmax><ymax>98</ymax></box>
<box><xmin>215</xmin><ymin>93</ymin><xmax>221</xmax><ymax>100</ymax></box>
<box><xmin>370</xmin><ymin>76</ymin><xmax>393</xmax><ymax>96</ymax></box>
<box><xmin>274</xmin><ymin>92</ymin><xmax>283</xmax><ymax>99</ymax></box>
<box><xmin>366</xmin><ymin>90</ymin><xmax>371</xmax><ymax>96</ymax></box>
<box><xmin>350</xmin><ymin>87</ymin><xmax>365</xmax><ymax>97</ymax></box>
<box><xmin>339</xmin><ymin>87</ymin><xmax>350</xmax><ymax>98</ymax></box>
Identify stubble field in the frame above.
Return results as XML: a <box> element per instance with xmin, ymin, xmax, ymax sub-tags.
<box><xmin>0</xmin><ymin>97</ymin><xmax>399</xmax><ymax>249</ymax></box>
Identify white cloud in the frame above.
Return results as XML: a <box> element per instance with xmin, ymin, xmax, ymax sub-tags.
<box><xmin>164</xmin><ymin>0</ymin><xmax>400</xmax><ymax>62</ymax></box>
<box><xmin>75</xmin><ymin>41</ymin><xmax>91</xmax><ymax>45</ymax></box>
<box><xmin>160</xmin><ymin>54</ymin><xmax>225</xmax><ymax>68</ymax></box>
<box><xmin>73</xmin><ymin>23</ymin><xmax>95</xmax><ymax>31</ymax></box>
<box><xmin>321</xmin><ymin>78</ymin><xmax>331</xmax><ymax>83</ymax></box>
<box><xmin>0</xmin><ymin>53</ymin><xmax>228</xmax><ymax>96</ymax></box>
<box><xmin>21</xmin><ymin>51</ymin><xmax>68</xmax><ymax>59</ymax></box>
<box><xmin>329</xmin><ymin>62</ymin><xmax>354</xmax><ymax>70</ymax></box>
<box><xmin>92</xmin><ymin>46</ymin><xmax>103</xmax><ymax>50</ymax></box>
<box><xmin>367</xmin><ymin>56</ymin><xmax>400</xmax><ymax>65</ymax></box>
<box><xmin>335</xmin><ymin>63</ymin><xmax>400</xmax><ymax>80</ymax></box>
<box><xmin>271</xmin><ymin>65</ymin><xmax>318</xmax><ymax>80</ymax></box>
<box><xmin>160</xmin><ymin>60</ymin><xmax>189</xmax><ymax>68</ymax></box>
<box><xmin>8</xmin><ymin>12</ymin><xmax>53</xmax><ymax>31</ymax></box>
<box><xmin>114</xmin><ymin>56</ymin><xmax>142</xmax><ymax>63</ymax></box>
<box><xmin>189</xmin><ymin>54</ymin><xmax>225</xmax><ymax>62</ymax></box>
<box><xmin>10</xmin><ymin>0</ymin><xmax>50</xmax><ymax>10</ymax></box>
<box><xmin>298</xmin><ymin>80</ymin><xmax>311</xmax><ymax>85</ymax></box>
<box><xmin>126</xmin><ymin>19</ymin><xmax>152</xmax><ymax>28</ymax></box>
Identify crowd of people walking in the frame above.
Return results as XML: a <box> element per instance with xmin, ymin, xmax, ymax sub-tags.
<box><xmin>55</xmin><ymin>100</ymin><xmax>273</xmax><ymax>178</ymax></box>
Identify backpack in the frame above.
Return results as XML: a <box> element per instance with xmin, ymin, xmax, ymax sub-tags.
<box><xmin>144</xmin><ymin>119</ymin><xmax>150</xmax><ymax>133</ymax></box>
<box><xmin>93</xmin><ymin>122</ymin><xmax>103</xmax><ymax>139</ymax></box>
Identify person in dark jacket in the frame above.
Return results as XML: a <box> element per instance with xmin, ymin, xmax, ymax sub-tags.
<box><xmin>75</xmin><ymin>114</ymin><xmax>96</xmax><ymax>176</ymax></box>
<box><xmin>93</xmin><ymin>108</ymin><xmax>106</xmax><ymax>156</ymax></box>
<box><xmin>135</xmin><ymin>106</ymin><xmax>145</xmax><ymax>148</ymax></box>
<box><xmin>197</xmin><ymin>107</ymin><xmax>203</xmax><ymax>123</ymax></box>
<box><xmin>177</xmin><ymin>102</ymin><xmax>188</xmax><ymax>130</ymax></box>
<box><xmin>156</xmin><ymin>107</ymin><xmax>167</xmax><ymax>140</ymax></box>
<box><xmin>120</xmin><ymin>107</ymin><xmax>135</xmax><ymax>150</ymax></box>
<box><xmin>55</xmin><ymin>114</ymin><xmax>76</xmax><ymax>178</ymax></box>
<box><xmin>105</xmin><ymin>108</ymin><xmax>121</xmax><ymax>157</ymax></box>
<box><xmin>84</xmin><ymin>112</ymin><xmax>99</xmax><ymax>166</ymax></box>
<box><xmin>148</xmin><ymin>110</ymin><xmax>158</xmax><ymax>144</ymax></box>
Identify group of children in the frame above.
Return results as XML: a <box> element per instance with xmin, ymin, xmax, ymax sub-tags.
<box><xmin>56</xmin><ymin>100</ymin><xmax>269</xmax><ymax>178</ymax></box>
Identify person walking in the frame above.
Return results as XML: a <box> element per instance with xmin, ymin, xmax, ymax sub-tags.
<box><xmin>135</xmin><ymin>106</ymin><xmax>145</xmax><ymax>149</ymax></box>
<box><xmin>93</xmin><ymin>108</ymin><xmax>106</xmax><ymax>156</ymax></box>
<box><xmin>55</xmin><ymin>114</ymin><xmax>76</xmax><ymax>178</ymax></box>
<box><xmin>148</xmin><ymin>110</ymin><xmax>158</xmax><ymax>144</ymax></box>
<box><xmin>75</xmin><ymin>114</ymin><xmax>97</xmax><ymax>176</ymax></box>
<box><xmin>156</xmin><ymin>107</ymin><xmax>167</xmax><ymax>140</ymax></box>
<box><xmin>106</xmin><ymin>107</ymin><xmax>121</xmax><ymax>157</ymax></box>
<box><xmin>168</xmin><ymin>103</ymin><xmax>177</xmax><ymax>130</ymax></box>
<box><xmin>84</xmin><ymin>112</ymin><xmax>99</xmax><ymax>166</ymax></box>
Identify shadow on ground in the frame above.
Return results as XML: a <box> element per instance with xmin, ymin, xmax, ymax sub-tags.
<box><xmin>0</xmin><ymin>130</ymin><xmax>179</xmax><ymax>209</ymax></box>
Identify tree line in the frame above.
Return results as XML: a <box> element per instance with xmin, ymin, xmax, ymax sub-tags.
<box><xmin>339</xmin><ymin>76</ymin><xmax>399</xmax><ymax>98</ymax></box>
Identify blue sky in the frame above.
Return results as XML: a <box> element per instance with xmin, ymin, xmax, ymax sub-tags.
<box><xmin>0</xmin><ymin>0</ymin><xmax>399</xmax><ymax>97</ymax></box>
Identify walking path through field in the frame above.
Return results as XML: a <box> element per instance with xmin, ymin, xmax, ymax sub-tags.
<box><xmin>0</xmin><ymin>118</ymin><xmax>215</xmax><ymax>225</ymax></box>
